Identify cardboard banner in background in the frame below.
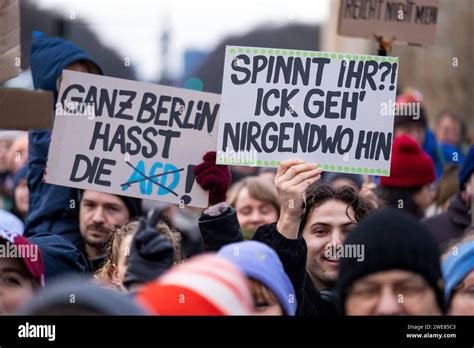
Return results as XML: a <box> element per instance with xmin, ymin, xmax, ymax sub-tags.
<box><xmin>45</xmin><ymin>71</ymin><xmax>220</xmax><ymax>208</ymax></box>
<box><xmin>0</xmin><ymin>89</ymin><xmax>53</xmax><ymax>129</ymax></box>
<box><xmin>217</xmin><ymin>45</ymin><xmax>398</xmax><ymax>176</ymax></box>
<box><xmin>0</xmin><ymin>0</ymin><xmax>21</xmax><ymax>83</ymax></box>
<box><xmin>338</xmin><ymin>0</ymin><xmax>438</xmax><ymax>45</ymax></box>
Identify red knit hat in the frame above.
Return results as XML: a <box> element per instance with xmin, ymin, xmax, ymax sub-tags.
<box><xmin>0</xmin><ymin>229</ymin><xmax>45</xmax><ymax>287</ymax></box>
<box><xmin>381</xmin><ymin>135</ymin><xmax>435</xmax><ymax>188</ymax></box>
<box><xmin>136</xmin><ymin>254</ymin><xmax>254</xmax><ymax>316</ymax></box>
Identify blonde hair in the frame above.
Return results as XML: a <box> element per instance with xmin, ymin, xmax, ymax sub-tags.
<box><xmin>95</xmin><ymin>219</ymin><xmax>184</xmax><ymax>288</ymax></box>
<box><xmin>95</xmin><ymin>221</ymin><xmax>139</xmax><ymax>286</ymax></box>
<box><xmin>227</xmin><ymin>176</ymin><xmax>280</xmax><ymax>214</ymax></box>
<box><xmin>156</xmin><ymin>221</ymin><xmax>184</xmax><ymax>264</ymax></box>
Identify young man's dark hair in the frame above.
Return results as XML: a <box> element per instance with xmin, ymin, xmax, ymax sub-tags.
<box><xmin>300</xmin><ymin>185</ymin><xmax>376</xmax><ymax>233</ymax></box>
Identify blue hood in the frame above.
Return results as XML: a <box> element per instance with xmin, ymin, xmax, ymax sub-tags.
<box><xmin>28</xmin><ymin>232</ymin><xmax>89</xmax><ymax>282</ymax></box>
<box><xmin>30</xmin><ymin>31</ymin><xmax>103</xmax><ymax>94</ymax></box>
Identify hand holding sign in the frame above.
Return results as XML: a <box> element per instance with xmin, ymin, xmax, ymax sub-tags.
<box><xmin>275</xmin><ymin>160</ymin><xmax>323</xmax><ymax>239</ymax></box>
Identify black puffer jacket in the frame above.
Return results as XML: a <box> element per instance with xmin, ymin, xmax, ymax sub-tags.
<box><xmin>253</xmin><ymin>223</ymin><xmax>339</xmax><ymax>316</ymax></box>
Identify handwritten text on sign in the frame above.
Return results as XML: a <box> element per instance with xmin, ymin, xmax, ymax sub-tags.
<box><xmin>217</xmin><ymin>46</ymin><xmax>398</xmax><ymax>176</ymax></box>
<box><xmin>45</xmin><ymin>71</ymin><xmax>220</xmax><ymax>208</ymax></box>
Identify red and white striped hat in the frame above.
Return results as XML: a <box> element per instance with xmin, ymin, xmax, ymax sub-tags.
<box><xmin>137</xmin><ymin>254</ymin><xmax>253</xmax><ymax>316</ymax></box>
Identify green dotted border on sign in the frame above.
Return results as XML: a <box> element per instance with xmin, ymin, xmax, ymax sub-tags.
<box><xmin>217</xmin><ymin>159</ymin><xmax>390</xmax><ymax>176</ymax></box>
<box><xmin>227</xmin><ymin>46</ymin><xmax>399</xmax><ymax>63</ymax></box>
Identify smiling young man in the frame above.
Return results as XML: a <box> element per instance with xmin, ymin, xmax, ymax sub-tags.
<box><xmin>253</xmin><ymin>159</ymin><xmax>375</xmax><ymax>315</ymax></box>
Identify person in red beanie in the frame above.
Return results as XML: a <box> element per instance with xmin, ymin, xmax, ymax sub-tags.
<box><xmin>377</xmin><ymin>135</ymin><xmax>436</xmax><ymax>219</ymax></box>
<box><xmin>0</xmin><ymin>229</ymin><xmax>45</xmax><ymax>315</ymax></box>
<box><xmin>136</xmin><ymin>254</ymin><xmax>254</xmax><ymax>315</ymax></box>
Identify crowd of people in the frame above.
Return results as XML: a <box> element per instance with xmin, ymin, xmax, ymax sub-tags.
<box><xmin>0</xmin><ymin>32</ymin><xmax>473</xmax><ymax>317</ymax></box>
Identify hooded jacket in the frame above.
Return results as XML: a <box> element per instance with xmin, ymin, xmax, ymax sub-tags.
<box><xmin>24</xmin><ymin>32</ymin><xmax>103</xmax><ymax>249</ymax></box>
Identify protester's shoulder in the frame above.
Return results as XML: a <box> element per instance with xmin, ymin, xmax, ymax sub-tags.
<box><xmin>422</xmin><ymin>212</ymin><xmax>449</xmax><ymax>227</ymax></box>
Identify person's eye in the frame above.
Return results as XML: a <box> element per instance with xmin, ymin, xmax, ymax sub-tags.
<box><xmin>254</xmin><ymin>302</ymin><xmax>270</xmax><ymax>308</ymax></box>
<box><xmin>260</xmin><ymin>206</ymin><xmax>271</xmax><ymax>214</ymax></box>
<box><xmin>465</xmin><ymin>286</ymin><xmax>474</xmax><ymax>296</ymax></box>
<box><xmin>108</xmin><ymin>206</ymin><xmax>120</xmax><ymax>213</ymax></box>
<box><xmin>239</xmin><ymin>207</ymin><xmax>252</xmax><ymax>215</ymax></box>
<box><xmin>351</xmin><ymin>287</ymin><xmax>378</xmax><ymax>298</ymax></box>
<box><xmin>398</xmin><ymin>284</ymin><xmax>426</xmax><ymax>295</ymax></box>
<box><xmin>3</xmin><ymin>276</ymin><xmax>21</xmax><ymax>286</ymax></box>
<box><xmin>313</xmin><ymin>229</ymin><xmax>327</xmax><ymax>236</ymax></box>
<box><xmin>342</xmin><ymin>228</ymin><xmax>352</xmax><ymax>235</ymax></box>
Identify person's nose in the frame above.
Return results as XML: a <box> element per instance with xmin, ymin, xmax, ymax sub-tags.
<box><xmin>248</xmin><ymin>209</ymin><xmax>261</xmax><ymax>221</ymax></box>
<box><xmin>331</xmin><ymin>230</ymin><xmax>344</xmax><ymax>247</ymax></box>
<box><xmin>374</xmin><ymin>287</ymin><xmax>404</xmax><ymax>315</ymax></box>
<box><xmin>91</xmin><ymin>206</ymin><xmax>105</xmax><ymax>224</ymax></box>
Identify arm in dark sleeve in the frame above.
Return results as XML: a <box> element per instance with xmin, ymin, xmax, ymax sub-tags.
<box><xmin>253</xmin><ymin>223</ymin><xmax>307</xmax><ymax>308</ymax></box>
<box><xmin>24</xmin><ymin>129</ymin><xmax>81</xmax><ymax>245</ymax></box>
<box><xmin>198</xmin><ymin>203</ymin><xmax>243</xmax><ymax>252</ymax></box>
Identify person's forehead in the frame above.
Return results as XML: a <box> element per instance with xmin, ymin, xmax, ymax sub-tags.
<box><xmin>354</xmin><ymin>269</ymin><xmax>423</xmax><ymax>285</ymax></box>
<box><xmin>236</xmin><ymin>187</ymin><xmax>269</xmax><ymax>207</ymax></box>
<box><xmin>461</xmin><ymin>270</ymin><xmax>474</xmax><ymax>284</ymax></box>
<box><xmin>65</xmin><ymin>61</ymin><xmax>92</xmax><ymax>73</ymax></box>
<box><xmin>0</xmin><ymin>257</ymin><xmax>28</xmax><ymax>273</ymax></box>
<box><xmin>82</xmin><ymin>190</ymin><xmax>125</xmax><ymax>206</ymax></box>
<box><xmin>307</xmin><ymin>199</ymin><xmax>355</xmax><ymax>225</ymax></box>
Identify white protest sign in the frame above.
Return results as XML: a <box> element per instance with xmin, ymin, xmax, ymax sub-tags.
<box><xmin>45</xmin><ymin>71</ymin><xmax>220</xmax><ymax>208</ymax></box>
<box><xmin>217</xmin><ymin>46</ymin><xmax>398</xmax><ymax>177</ymax></box>
<box><xmin>0</xmin><ymin>0</ymin><xmax>21</xmax><ymax>83</ymax></box>
<box><xmin>338</xmin><ymin>0</ymin><xmax>438</xmax><ymax>45</ymax></box>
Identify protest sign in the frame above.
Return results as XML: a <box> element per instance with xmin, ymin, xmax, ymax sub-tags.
<box><xmin>0</xmin><ymin>0</ymin><xmax>21</xmax><ymax>83</ymax></box>
<box><xmin>338</xmin><ymin>0</ymin><xmax>438</xmax><ymax>45</ymax></box>
<box><xmin>217</xmin><ymin>46</ymin><xmax>398</xmax><ymax>176</ymax></box>
<box><xmin>45</xmin><ymin>71</ymin><xmax>220</xmax><ymax>208</ymax></box>
<box><xmin>0</xmin><ymin>88</ymin><xmax>53</xmax><ymax>129</ymax></box>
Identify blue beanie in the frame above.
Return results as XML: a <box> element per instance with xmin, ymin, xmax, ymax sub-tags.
<box><xmin>218</xmin><ymin>241</ymin><xmax>297</xmax><ymax>315</ymax></box>
<box><xmin>459</xmin><ymin>146</ymin><xmax>474</xmax><ymax>191</ymax></box>
<box><xmin>442</xmin><ymin>240</ymin><xmax>474</xmax><ymax>304</ymax></box>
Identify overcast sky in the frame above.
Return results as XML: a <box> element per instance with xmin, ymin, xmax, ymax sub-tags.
<box><xmin>32</xmin><ymin>0</ymin><xmax>330</xmax><ymax>81</ymax></box>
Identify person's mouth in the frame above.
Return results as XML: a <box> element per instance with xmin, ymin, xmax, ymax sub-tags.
<box><xmin>322</xmin><ymin>255</ymin><xmax>339</xmax><ymax>266</ymax></box>
<box><xmin>88</xmin><ymin>226</ymin><xmax>109</xmax><ymax>236</ymax></box>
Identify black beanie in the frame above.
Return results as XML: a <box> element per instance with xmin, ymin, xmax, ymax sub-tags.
<box><xmin>119</xmin><ymin>196</ymin><xmax>143</xmax><ymax>219</ymax></box>
<box><xmin>337</xmin><ymin>208</ymin><xmax>445</xmax><ymax>314</ymax></box>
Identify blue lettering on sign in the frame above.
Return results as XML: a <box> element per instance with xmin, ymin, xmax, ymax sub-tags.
<box><xmin>121</xmin><ymin>160</ymin><xmax>183</xmax><ymax>197</ymax></box>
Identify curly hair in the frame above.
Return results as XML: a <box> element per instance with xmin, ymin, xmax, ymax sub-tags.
<box><xmin>95</xmin><ymin>221</ymin><xmax>139</xmax><ymax>287</ymax></box>
<box><xmin>300</xmin><ymin>184</ymin><xmax>376</xmax><ymax>233</ymax></box>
